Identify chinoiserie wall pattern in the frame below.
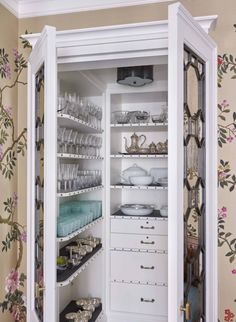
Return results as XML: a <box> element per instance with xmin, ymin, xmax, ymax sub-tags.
<box><xmin>0</xmin><ymin>4</ymin><xmax>28</xmax><ymax>322</ymax></box>
<box><xmin>1</xmin><ymin>0</ymin><xmax>236</xmax><ymax>321</ymax></box>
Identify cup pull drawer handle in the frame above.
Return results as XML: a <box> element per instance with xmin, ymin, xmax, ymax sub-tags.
<box><xmin>140</xmin><ymin>298</ymin><xmax>155</xmax><ymax>303</ymax></box>
<box><xmin>140</xmin><ymin>265</ymin><xmax>155</xmax><ymax>270</ymax></box>
<box><xmin>140</xmin><ymin>240</ymin><xmax>155</xmax><ymax>245</ymax></box>
<box><xmin>140</xmin><ymin>226</ymin><xmax>155</xmax><ymax>230</ymax></box>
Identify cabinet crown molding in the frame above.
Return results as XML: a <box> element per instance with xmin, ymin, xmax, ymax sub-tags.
<box><xmin>0</xmin><ymin>0</ymin><xmax>174</xmax><ymax>18</ymax></box>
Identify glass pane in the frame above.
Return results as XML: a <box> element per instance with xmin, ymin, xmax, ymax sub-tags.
<box><xmin>34</xmin><ymin>65</ymin><xmax>45</xmax><ymax>321</ymax></box>
<box><xmin>183</xmin><ymin>46</ymin><xmax>205</xmax><ymax>322</ymax></box>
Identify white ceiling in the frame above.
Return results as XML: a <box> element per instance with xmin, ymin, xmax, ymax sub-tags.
<box><xmin>0</xmin><ymin>0</ymin><xmax>174</xmax><ymax>18</ymax></box>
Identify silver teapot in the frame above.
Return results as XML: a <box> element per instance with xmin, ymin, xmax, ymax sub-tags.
<box><xmin>124</xmin><ymin>132</ymin><xmax>146</xmax><ymax>154</ymax></box>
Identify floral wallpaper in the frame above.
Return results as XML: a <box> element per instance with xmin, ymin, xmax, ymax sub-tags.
<box><xmin>0</xmin><ymin>1</ymin><xmax>235</xmax><ymax>321</ymax></box>
<box><xmin>0</xmin><ymin>40</ymin><xmax>28</xmax><ymax>321</ymax></box>
<box><xmin>218</xmin><ymin>40</ymin><xmax>236</xmax><ymax>321</ymax></box>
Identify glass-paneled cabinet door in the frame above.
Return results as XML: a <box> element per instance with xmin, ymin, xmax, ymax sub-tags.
<box><xmin>27</xmin><ymin>26</ymin><xmax>57</xmax><ymax>322</ymax></box>
<box><xmin>168</xmin><ymin>3</ymin><xmax>217</xmax><ymax>322</ymax></box>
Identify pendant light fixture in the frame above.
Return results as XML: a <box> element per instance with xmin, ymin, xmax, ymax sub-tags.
<box><xmin>117</xmin><ymin>65</ymin><xmax>153</xmax><ymax>87</ymax></box>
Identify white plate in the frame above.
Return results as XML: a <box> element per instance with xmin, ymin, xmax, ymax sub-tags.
<box><xmin>149</xmin><ymin>168</ymin><xmax>168</xmax><ymax>183</ymax></box>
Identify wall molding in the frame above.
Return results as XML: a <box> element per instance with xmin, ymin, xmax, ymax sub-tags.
<box><xmin>0</xmin><ymin>0</ymin><xmax>18</xmax><ymax>17</ymax></box>
<box><xmin>0</xmin><ymin>0</ymin><xmax>174</xmax><ymax>19</ymax></box>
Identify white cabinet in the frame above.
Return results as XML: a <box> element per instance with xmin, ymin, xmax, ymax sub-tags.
<box><xmin>25</xmin><ymin>3</ymin><xmax>218</xmax><ymax>322</ymax></box>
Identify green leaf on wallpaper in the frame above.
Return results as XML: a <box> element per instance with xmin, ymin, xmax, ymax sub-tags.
<box><xmin>226</xmin><ymin>232</ymin><xmax>232</xmax><ymax>237</ymax></box>
<box><xmin>230</xmin><ymin>238</ymin><xmax>236</xmax><ymax>245</ymax></box>
<box><xmin>230</xmin><ymin>255</ymin><xmax>235</xmax><ymax>263</ymax></box>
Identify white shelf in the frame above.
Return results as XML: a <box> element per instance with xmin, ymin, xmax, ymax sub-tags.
<box><xmin>58</xmin><ymin>113</ymin><xmax>103</xmax><ymax>134</ymax></box>
<box><xmin>57</xmin><ymin>153</ymin><xmax>103</xmax><ymax>160</ymax></box>
<box><xmin>57</xmin><ymin>217</ymin><xmax>103</xmax><ymax>242</ymax></box>
<box><xmin>110</xmin><ymin>215</ymin><xmax>168</xmax><ymax>221</ymax></box>
<box><xmin>111</xmin><ymin>279</ymin><xmax>167</xmax><ymax>287</ymax></box>
<box><xmin>57</xmin><ymin>185</ymin><xmax>103</xmax><ymax>197</ymax></box>
<box><xmin>110</xmin><ymin>248</ymin><xmax>167</xmax><ymax>254</ymax></box>
<box><xmin>110</xmin><ymin>154</ymin><xmax>167</xmax><ymax>159</ymax></box>
<box><xmin>57</xmin><ymin>247</ymin><xmax>103</xmax><ymax>287</ymax></box>
<box><xmin>110</xmin><ymin>185</ymin><xmax>167</xmax><ymax>191</ymax></box>
<box><xmin>110</xmin><ymin>123</ymin><xmax>167</xmax><ymax>132</ymax></box>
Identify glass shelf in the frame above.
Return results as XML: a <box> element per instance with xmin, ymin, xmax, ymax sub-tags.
<box><xmin>57</xmin><ymin>153</ymin><xmax>103</xmax><ymax>160</ymax></box>
<box><xmin>57</xmin><ymin>244</ymin><xmax>103</xmax><ymax>287</ymax></box>
<box><xmin>57</xmin><ymin>185</ymin><xmax>103</xmax><ymax>197</ymax></box>
<box><xmin>57</xmin><ymin>217</ymin><xmax>103</xmax><ymax>242</ymax></box>
<box><xmin>58</xmin><ymin>113</ymin><xmax>103</xmax><ymax>134</ymax></box>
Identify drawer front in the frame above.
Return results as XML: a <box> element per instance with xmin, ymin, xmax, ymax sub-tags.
<box><xmin>110</xmin><ymin>233</ymin><xmax>167</xmax><ymax>251</ymax></box>
<box><xmin>110</xmin><ymin>282</ymin><xmax>167</xmax><ymax>316</ymax></box>
<box><xmin>111</xmin><ymin>218</ymin><xmax>167</xmax><ymax>236</ymax></box>
<box><xmin>111</xmin><ymin>251</ymin><xmax>167</xmax><ymax>284</ymax></box>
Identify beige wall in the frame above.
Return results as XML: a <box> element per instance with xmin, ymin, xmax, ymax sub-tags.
<box><xmin>0</xmin><ymin>0</ymin><xmax>234</xmax><ymax>320</ymax></box>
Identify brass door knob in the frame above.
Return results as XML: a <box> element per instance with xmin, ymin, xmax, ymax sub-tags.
<box><xmin>35</xmin><ymin>283</ymin><xmax>45</xmax><ymax>299</ymax></box>
<box><xmin>180</xmin><ymin>302</ymin><xmax>191</xmax><ymax>320</ymax></box>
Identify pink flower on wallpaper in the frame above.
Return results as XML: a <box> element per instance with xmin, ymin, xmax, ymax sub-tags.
<box><xmin>5</xmin><ymin>269</ymin><xmax>20</xmax><ymax>293</ymax></box>
<box><xmin>218</xmin><ymin>55</ymin><xmax>223</xmax><ymax>66</ymax></box>
<box><xmin>224</xmin><ymin>308</ymin><xmax>235</xmax><ymax>322</ymax></box>
<box><xmin>218</xmin><ymin>207</ymin><xmax>228</xmax><ymax>218</ymax></box>
<box><xmin>12</xmin><ymin>304</ymin><xmax>21</xmax><ymax>321</ymax></box>
<box><xmin>221</xmin><ymin>99</ymin><xmax>230</xmax><ymax>109</ymax></box>
<box><xmin>12</xmin><ymin>48</ymin><xmax>20</xmax><ymax>60</ymax></box>
<box><xmin>3</xmin><ymin>62</ymin><xmax>11</xmax><ymax>79</ymax></box>
<box><xmin>4</xmin><ymin>106</ymin><xmax>13</xmax><ymax>118</ymax></box>
<box><xmin>13</xmin><ymin>192</ymin><xmax>18</xmax><ymax>207</ymax></box>
<box><xmin>227</xmin><ymin>136</ymin><xmax>234</xmax><ymax>143</ymax></box>
<box><xmin>232</xmin><ymin>269</ymin><xmax>236</xmax><ymax>274</ymax></box>
<box><xmin>20</xmin><ymin>231</ymin><xmax>27</xmax><ymax>243</ymax></box>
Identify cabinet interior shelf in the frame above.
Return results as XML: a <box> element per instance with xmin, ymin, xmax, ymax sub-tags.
<box><xmin>111</xmin><ymin>210</ymin><xmax>166</xmax><ymax>219</ymax></box>
<box><xmin>110</xmin><ymin>154</ymin><xmax>167</xmax><ymax>159</ymax></box>
<box><xmin>58</xmin><ymin>113</ymin><xmax>103</xmax><ymax>134</ymax></box>
<box><xmin>111</xmin><ymin>247</ymin><xmax>167</xmax><ymax>254</ymax></box>
<box><xmin>57</xmin><ymin>153</ymin><xmax>103</xmax><ymax>160</ymax></box>
<box><xmin>58</xmin><ymin>185</ymin><xmax>103</xmax><ymax>197</ymax></box>
<box><xmin>60</xmin><ymin>301</ymin><xmax>103</xmax><ymax>322</ymax></box>
<box><xmin>57</xmin><ymin>243</ymin><xmax>103</xmax><ymax>287</ymax></box>
<box><xmin>57</xmin><ymin>216</ymin><xmax>103</xmax><ymax>242</ymax></box>
<box><xmin>111</xmin><ymin>279</ymin><xmax>167</xmax><ymax>287</ymax></box>
<box><xmin>110</xmin><ymin>184</ymin><xmax>167</xmax><ymax>191</ymax></box>
<box><xmin>110</xmin><ymin>123</ymin><xmax>167</xmax><ymax>132</ymax></box>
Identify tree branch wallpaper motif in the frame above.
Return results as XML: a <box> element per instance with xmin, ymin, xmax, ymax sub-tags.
<box><xmin>218</xmin><ymin>26</ymin><xmax>236</xmax><ymax>322</ymax></box>
<box><xmin>0</xmin><ymin>44</ymin><xmax>28</xmax><ymax>321</ymax></box>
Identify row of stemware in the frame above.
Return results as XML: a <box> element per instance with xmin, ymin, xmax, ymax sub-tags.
<box><xmin>57</xmin><ymin>164</ymin><xmax>102</xmax><ymax>192</ymax></box>
<box><xmin>58</xmin><ymin>93</ymin><xmax>103</xmax><ymax>130</ymax></box>
<box><xmin>58</xmin><ymin>127</ymin><xmax>102</xmax><ymax>157</ymax></box>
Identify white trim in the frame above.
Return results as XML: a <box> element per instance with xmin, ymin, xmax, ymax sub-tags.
<box><xmin>0</xmin><ymin>0</ymin><xmax>19</xmax><ymax>17</ymax></box>
<box><xmin>168</xmin><ymin>2</ymin><xmax>217</xmax><ymax>322</ymax></box>
<box><xmin>0</xmin><ymin>0</ymin><xmax>174</xmax><ymax>18</ymax></box>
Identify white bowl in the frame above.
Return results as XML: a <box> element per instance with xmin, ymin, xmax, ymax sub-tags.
<box><xmin>120</xmin><ymin>204</ymin><xmax>154</xmax><ymax>216</ymax></box>
<box><xmin>130</xmin><ymin>175</ymin><xmax>153</xmax><ymax>186</ymax></box>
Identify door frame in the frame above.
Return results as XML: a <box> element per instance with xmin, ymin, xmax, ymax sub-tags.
<box><xmin>168</xmin><ymin>3</ymin><xmax>217</xmax><ymax>321</ymax></box>
<box><xmin>27</xmin><ymin>25</ymin><xmax>57</xmax><ymax>322</ymax></box>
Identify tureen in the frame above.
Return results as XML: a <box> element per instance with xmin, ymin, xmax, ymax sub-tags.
<box><xmin>121</xmin><ymin>163</ymin><xmax>147</xmax><ymax>183</ymax></box>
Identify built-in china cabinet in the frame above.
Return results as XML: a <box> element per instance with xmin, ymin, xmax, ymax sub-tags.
<box><xmin>25</xmin><ymin>3</ymin><xmax>218</xmax><ymax>322</ymax></box>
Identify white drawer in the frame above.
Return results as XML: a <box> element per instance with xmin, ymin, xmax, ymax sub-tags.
<box><xmin>110</xmin><ymin>233</ymin><xmax>167</xmax><ymax>251</ymax></box>
<box><xmin>111</xmin><ymin>251</ymin><xmax>167</xmax><ymax>284</ymax></box>
<box><xmin>110</xmin><ymin>282</ymin><xmax>167</xmax><ymax>316</ymax></box>
<box><xmin>111</xmin><ymin>218</ymin><xmax>167</xmax><ymax>236</ymax></box>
